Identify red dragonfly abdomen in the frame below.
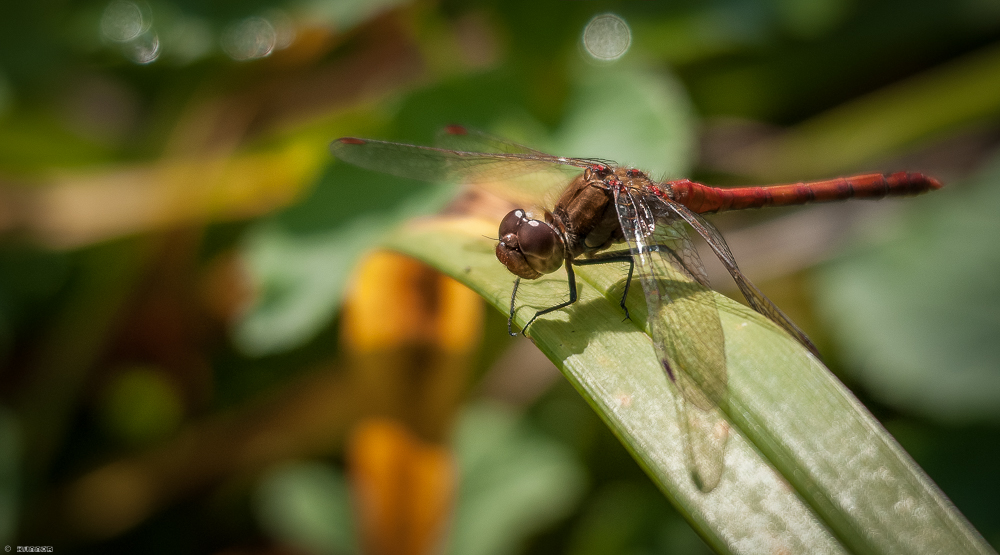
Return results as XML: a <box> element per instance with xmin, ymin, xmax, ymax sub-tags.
<box><xmin>670</xmin><ymin>172</ymin><xmax>942</xmax><ymax>214</ymax></box>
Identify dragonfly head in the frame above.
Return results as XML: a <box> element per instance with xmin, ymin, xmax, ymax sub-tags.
<box><xmin>496</xmin><ymin>209</ymin><xmax>564</xmax><ymax>279</ymax></box>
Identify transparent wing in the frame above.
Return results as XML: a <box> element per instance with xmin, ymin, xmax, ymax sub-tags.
<box><xmin>435</xmin><ymin>125</ymin><xmax>553</xmax><ymax>156</ymax></box>
<box><xmin>619</xmin><ymin>190</ymin><xmax>728</xmax><ymax>411</ymax></box>
<box><xmin>330</xmin><ymin>133</ymin><xmax>591</xmax><ymax>208</ymax></box>
<box><xmin>614</xmin><ymin>186</ymin><xmax>729</xmax><ymax>492</ymax></box>
<box><xmin>435</xmin><ymin>125</ymin><xmax>595</xmax><ymax>206</ymax></box>
<box><xmin>664</xmin><ymin>198</ymin><xmax>820</xmax><ymax>357</ymax></box>
<box><xmin>435</xmin><ymin>125</ymin><xmax>617</xmax><ymax>167</ymax></box>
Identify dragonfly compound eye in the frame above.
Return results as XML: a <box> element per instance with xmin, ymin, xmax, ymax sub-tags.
<box><xmin>498</xmin><ymin>209</ymin><xmax>527</xmax><ymax>237</ymax></box>
<box><xmin>518</xmin><ymin>220</ymin><xmax>563</xmax><ymax>274</ymax></box>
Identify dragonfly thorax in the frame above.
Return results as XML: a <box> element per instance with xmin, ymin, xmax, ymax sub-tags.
<box><xmin>496</xmin><ymin>167</ymin><xmax>635</xmax><ymax>281</ymax></box>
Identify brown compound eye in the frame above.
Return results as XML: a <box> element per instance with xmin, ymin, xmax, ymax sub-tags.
<box><xmin>499</xmin><ymin>209</ymin><xmax>528</xmax><ymax>237</ymax></box>
<box><xmin>518</xmin><ymin>220</ymin><xmax>556</xmax><ymax>259</ymax></box>
<box><xmin>517</xmin><ymin>220</ymin><xmax>562</xmax><ymax>274</ymax></box>
<box><xmin>495</xmin><ymin>210</ymin><xmax>564</xmax><ymax>277</ymax></box>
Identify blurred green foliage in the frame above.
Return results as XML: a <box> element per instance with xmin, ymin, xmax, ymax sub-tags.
<box><xmin>816</xmin><ymin>154</ymin><xmax>1000</xmax><ymax>421</ymax></box>
<box><xmin>0</xmin><ymin>0</ymin><xmax>998</xmax><ymax>553</ymax></box>
<box><xmin>98</xmin><ymin>365</ymin><xmax>185</xmax><ymax>445</ymax></box>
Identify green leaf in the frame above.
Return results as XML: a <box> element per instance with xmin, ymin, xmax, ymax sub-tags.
<box><xmin>554</xmin><ymin>65</ymin><xmax>695</xmax><ymax>177</ymax></box>
<box><xmin>383</xmin><ymin>217</ymin><xmax>994</xmax><ymax>555</ymax></box>
<box><xmin>255</xmin><ymin>461</ymin><xmax>357</xmax><ymax>555</ymax></box>
<box><xmin>447</xmin><ymin>402</ymin><xmax>586</xmax><ymax>555</ymax></box>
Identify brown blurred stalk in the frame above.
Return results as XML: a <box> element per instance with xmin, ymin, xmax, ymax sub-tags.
<box><xmin>713</xmin><ymin>41</ymin><xmax>1000</xmax><ymax>181</ymax></box>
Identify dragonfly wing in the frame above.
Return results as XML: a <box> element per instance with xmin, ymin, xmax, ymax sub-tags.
<box><xmin>436</xmin><ymin>125</ymin><xmax>618</xmax><ymax>168</ymax></box>
<box><xmin>435</xmin><ymin>125</ymin><xmax>624</xmax><ymax>207</ymax></box>
<box><xmin>664</xmin><ymin>199</ymin><xmax>820</xmax><ymax>357</ymax></box>
<box><xmin>632</xmin><ymin>192</ymin><xmax>729</xmax><ymax>410</ymax></box>
<box><xmin>614</xmin><ymin>186</ymin><xmax>728</xmax><ymax>491</ymax></box>
<box><xmin>330</xmin><ymin>136</ymin><xmax>583</xmax><ymax>208</ymax></box>
<box><xmin>682</xmin><ymin>396</ymin><xmax>729</xmax><ymax>491</ymax></box>
<box><xmin>435</xmin><ymin>125</ymin><xmax>553</xmax><ymax>156</ymax></box>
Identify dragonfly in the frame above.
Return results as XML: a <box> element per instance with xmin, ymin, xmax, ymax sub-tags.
<box><xmin>329</xmin><ymin>125</ymin><xmax>941</xmax><ymax>491</ymax></box>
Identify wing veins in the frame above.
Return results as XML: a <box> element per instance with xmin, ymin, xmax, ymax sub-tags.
<box><xmin>663</xmin><ymin>198</ymin><xmax>820</xmax><ymax>357</ymax></box>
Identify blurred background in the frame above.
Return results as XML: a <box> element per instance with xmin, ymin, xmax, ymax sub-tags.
<box><xmin>0</xmin><ymin>0</ymin><xmax>998</xmax><ymax>553</ymax></box>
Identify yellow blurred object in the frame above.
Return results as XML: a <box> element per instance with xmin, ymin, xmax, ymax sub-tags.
<box><xmin>348</xmin><ymin>418</ymin><xmax>455</xmax><ymax>555</ymax></box>
<box><xmin>340</xmin><ymin>252</ymin><xmax>481</xmax><ymax>554</ymax></box>
<box><xmin>341</xmin><ymin>251</ymin><xmax>483</xmax><ymax>440</ymax></box>
<box><xmin>12</xmin><ymin>139</ymin><xmax>324</xmax><ymax>248</ymax></box>
<box><xmin>342</xmin><ymin>251</ymin><xmax>483</xmax><ymax>353</ymax></box>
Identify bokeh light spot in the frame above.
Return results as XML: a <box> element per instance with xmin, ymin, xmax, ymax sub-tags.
<box><xmin>266</xmin><ymin>10</ymin><xmax>297</xmax><ymax>50</ymax></box>
<box><xmin>124</xmin><ymin>32</ymin><xmax>160</xmax><ymax>64</ymax></box>
<box><xmin>100</xmin><ymin>1</ymin><xmax>146</xmax><ymax>43</ymax></box>
<box><xmin>222</xmin><ymin>17</ymin><xmax>277</xmax><ymax>61</ymax></box>
<box><xmin>582</xmin><ymin>13</ymin><xmax>631</xmax><ymax>61</ymax></box>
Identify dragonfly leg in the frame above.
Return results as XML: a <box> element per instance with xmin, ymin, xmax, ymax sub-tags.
<box><xmin>507</xmin><ymin>277</ymin><xmax>522</xmax><ymax>336</ymax></box>
<box><xmin>574</xmin><ymin>251</ymin><xmax>634</xmax><ymax>320</ymax></box>
<box><xmin>518</xmin><ymin>260</ymin><xmax>582</xmax><ymax>336</ymax></box>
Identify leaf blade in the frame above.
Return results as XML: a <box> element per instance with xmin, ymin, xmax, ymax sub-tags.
<box><xmin>383</xmin><ymin>217</ymin><xmax>994</xmax><ymax>555</ymax></box>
